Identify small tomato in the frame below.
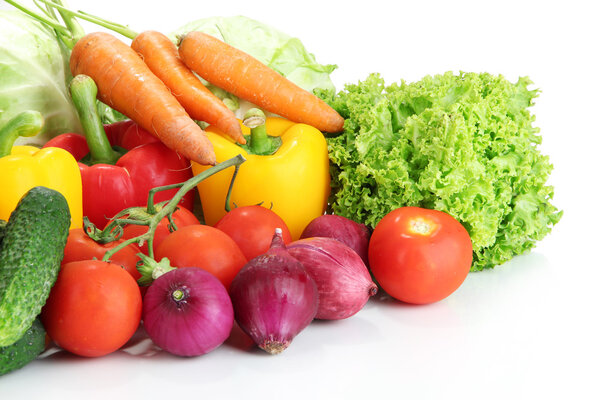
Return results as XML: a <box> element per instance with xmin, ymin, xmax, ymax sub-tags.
<box><xmin>62</xmin><ymin>228</ymin><xmax>140</xmax><ymax>280</ymax></box>
<box><xmin>156</xmin><ymin>225</ymin><xmax>247</xmax><ymax>290</ymax></box>
<box><xmin>42</xmin><ymin>260</ymin><xmax>142</xmax><ymax>357</ymax></box>
<box><xmin>368</xmin><ymin>207</ymin><xmax>472</xmax><ymax>304</ymax></box>
<box><xmin>214</xmin><ymin>205</ymin><xmax>293</xmax><ymax>260</ymax></box>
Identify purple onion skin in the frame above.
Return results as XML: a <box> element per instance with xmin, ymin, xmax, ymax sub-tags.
<box><xmin>300</xmin><ymin>215</ymin><xmax>371</xmax><ymax>266</ymax></box>
<box><xmin>229</xmin><ymin>231</ymin><xmax>318</xmax><ymax>355</ymax></box>
<box><xmin>142</xmin><ymin>267</ymin><xmax>234</xmax><ymax>357</ymax></box>
<box><xmin>288</xmin><ymin>237</ymin><xmax>377</xmax><ymax>320</ymax></box>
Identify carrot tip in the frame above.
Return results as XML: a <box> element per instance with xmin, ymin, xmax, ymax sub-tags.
<box><xmin>204</xmin><ymin>152</ymin><xmax>217</xmax><ymax>166</ymax></box>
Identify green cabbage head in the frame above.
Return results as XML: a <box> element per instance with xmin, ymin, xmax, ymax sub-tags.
<box><xmin>0</xmin><ymin>10</ymin><xmax>81</xmax><ymax>145</ymax></box>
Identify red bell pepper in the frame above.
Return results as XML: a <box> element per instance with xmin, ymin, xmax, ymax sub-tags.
<box><xmin>43</xmin><ymin>75</ymin><xmax>193</xmax><ymax>229</ymax></box>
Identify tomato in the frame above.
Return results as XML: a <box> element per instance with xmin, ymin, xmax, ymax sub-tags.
<box><xmin>41</xmin><ymin>260</ymin><xmax>142</xmax><ymax>357</ymax></box>
<box><xmin>63</xmin><ymin>228</ymin><xmax>140</xmax><ymax>280</ymax></box>
<box><xmin>155</xmin><ymin>224</ymin><xmax>247</xmax><ymax>290</ymax></box>
<box><xmin>120</xmin><ymin>207</ymin><xmax>200</xmax><ymax>255</ymax></box>
<box><xmin>368</xmin><ymin>207</ymin><xmax>473</xmax><ymax>304</ymax></box>
<box><xmin>214</xmin><ymin>205</ymin><xmax>293</xmax><ymax>261</ymax></box>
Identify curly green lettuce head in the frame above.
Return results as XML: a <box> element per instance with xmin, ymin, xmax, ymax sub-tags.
<box><xmin>321</xmin><ymin>72</ymin><xmax>562</xmax><ymax>271</ymax></box>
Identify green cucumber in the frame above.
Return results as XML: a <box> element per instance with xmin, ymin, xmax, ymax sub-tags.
<box><xmin>0</xmin><ymin>186</ymin><xmax>70</xmax><ymax>346</ymax></box>
<box><xmin>0</xmin><ymin>318</ymin><xmax>46</xmax><ymax>375</ymax></box>
<box><xmin>0</xmin><ymin>219</ymin><xmax>6</xmax><ymax>246</ymax></box>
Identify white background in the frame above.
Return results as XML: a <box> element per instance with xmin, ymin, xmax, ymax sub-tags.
<box><xmin>1</xmin><ymin>0</ymin><xmax>599</xmax><ymax>399</ymax></box>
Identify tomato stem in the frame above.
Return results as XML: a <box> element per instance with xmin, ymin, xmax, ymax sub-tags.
<box><xmin>409</xmin><ymin>218</ymin><xmax>435</xmax><ymax>236</ymax></box>
<box><xmin>224</xmin><ymin>163</ymin><xmax>241</xmax><ymax>212</ymax></box>
<box><xmin>137</xmin><ymin>254</ymin><xmax>176</xmax><ymax>286</ymax></box>
<box><xmin>101</xmin><ymin>154</ymin><xmax>246</xmax><ymax>264</ymax></box>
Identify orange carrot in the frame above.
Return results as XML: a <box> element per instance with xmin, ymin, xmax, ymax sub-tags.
<box><xmin>131</xmin><ymin>31</ymin><xmax>245</xmax><ymax>144</ymax></box>
<box><xmin>70</xmin><ymin>32</ymin><xmax>216</xmax><ymax>165</ymax></box>
<box><xmin>178</xmin><ymin>31</ymin><xmax>345</xmax><ymax>134</ymax></box>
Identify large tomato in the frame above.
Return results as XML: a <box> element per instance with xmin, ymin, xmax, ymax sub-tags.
<box><xmin>62</xmin><ymin>228</ymin><xmax>140</xmax><ymax>280</ymax></box>
<box><xmin>214</xmin><ymin>205</ymin><xmax>293</xmax><ymax>261</ymax></box>
<box><xmin>42</xmin><ymin>260</ymin><xmax>142</xmax><ymax>357</ymax></box>
<box><xmin>155</xmin><ymin>224</ymin><xmax>247</xmax><ymax>290</ymax></box>
<box><xmin>120</xmin><ymin>207</ymin><xmax>200</xmax><ymax>255</ymax></box>
<box><xmin>368</xmin><ymin>207</ymin><xmax>473</xmax><ymax>304</ymax></box>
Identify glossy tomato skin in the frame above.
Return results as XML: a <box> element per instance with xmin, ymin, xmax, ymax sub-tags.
<box><xmin>214</xmin><ymin>205</ymin><xmax>293</xmax><ymax>261</ymax></box>
<box><xmin>62</xmin><ymin>228</ymin><xmax>140</xmax><ymax>280</ymax></box>
<box><xmin>368</xmin><ymin>207</ymin><xmax>472</xmax><ymax>304</ymax></box>
<box><xmin>41</xmin><ymin>260</ymin><xmax>142</xmax><ymax>357</ymax></box>
<box><xmin>120</xmin><ymin>207</ymin><xmax>200</xmax><ymax>255</ymax></box>
<box><xmin>155</xmin><ymin>224</ymin><xmax>247</xmax><ymax>290</ymax></box>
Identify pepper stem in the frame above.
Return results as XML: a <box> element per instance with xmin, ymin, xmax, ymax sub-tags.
<box><xmin>0</xmin><ymin>111</ymin><xmax>44</xmax><ymax>157</ymax></box>
<box><xmin>242</xmin><ymin>108</ymin><xmax>282</xmax><ymax>155</ymax></box>
<box><xmin>244</xmin><ymin>108</ymin><xmax>269</xmax><ymax>154</ymax></box>
<box><xmin>70</xmin><ymin>75</ymin><xmax>123</xmax><ymax>165</ymax></box>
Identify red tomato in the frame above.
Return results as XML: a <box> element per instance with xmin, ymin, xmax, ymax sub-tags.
<box><xmin>214</xmin><ymin>205</ymin><xmax>293</xmax><ymax>261</ymax></box>
<box><xmin>63</xmin><ymin>228</ymin><xmax>140</xmax><ymax>280</ymax></box>
<box><xmin>42</xmin><ymin>260</ymin><xmax>142</xmax><ymax>357</ymax></box>
<box><xmin>156</xmin><ymin>224</ymin><xmax>247</xmax><ymax>290</ymax></box>
<box><xmin>368</xmin><ymin>207</ymin><xmax>473</xmax><ymax>304</ymax></box>
<box><xmin>120</xmin><ymin>207</ymin><xmax>200</xmax><ymax>255</ymax></box>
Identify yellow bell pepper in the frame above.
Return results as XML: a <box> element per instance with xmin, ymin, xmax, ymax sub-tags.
<box><xmin>192</xmin><ymin>113</ymin><xmax>330</xmax><ymax>239</ymax></box>
<box><xmin>0</xmin><ymin>111</ymin><xmax>83</xmax><ymax>229</ymax></box>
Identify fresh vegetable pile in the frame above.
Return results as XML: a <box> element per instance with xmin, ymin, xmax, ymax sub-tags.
<box><xmin>0</xmin><ymin>0</ymin><xmax>561</xmax><ymax>376</ymax></box>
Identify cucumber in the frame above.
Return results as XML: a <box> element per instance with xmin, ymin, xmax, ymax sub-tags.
<box><xmin>0</xmin><ymin>219</ymin><xmax>6</xmax><ymax>246</ymax></box>
<box><xmin>0</xmin><ymin>318</ymin><xmax>46</xmax><ymax>375</ymax></box>
<box><xmin>0</xmin><ymin>186</ymin><xmax>70</xmax><ymax>346</ymax></box>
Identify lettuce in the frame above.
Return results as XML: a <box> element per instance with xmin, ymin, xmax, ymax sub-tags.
<box><xmin>0</xmin><ymin>10</ymin><xmax>81</xmax><ymax>145</ymax></box>
<box><xmin>320</xmin><ymin>72</ymin><xmax>562</xmax><ymax>271</ymax></box>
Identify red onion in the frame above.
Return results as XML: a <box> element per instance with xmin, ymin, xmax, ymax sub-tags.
<box><xmin>287</xmin><ymin>237</ymin><xmax>377</xmax><ymax>320</ymax></box>
<box><xmin>229</xmin><ymin>229</ymin><xmax>318</xmax><ymax>354</ymax></box>
<box><xmin>300</xmin><ymin>214</ymin><xmax>371</xmax><ymax>265</ymax></box>
<box><xmin>142</xmin><ymin>267</ymin><xmax>234</xmax><ymax>357</ymax></box>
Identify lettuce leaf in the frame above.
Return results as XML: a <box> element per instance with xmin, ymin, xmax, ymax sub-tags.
<box><xmin>320</xmin><ymin>72</ymin><xmax>562</xmax><ymax>271</ymax></box>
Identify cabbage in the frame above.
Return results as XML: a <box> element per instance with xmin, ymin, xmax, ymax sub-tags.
<box><xmin>320</xmin><ymin>72</ymin><xmax>562</xmax><ymax>271</ymax></box>
<box><xmin>170</xmin><ymin>15</ymin><xmax>337</xmax><ymax>96</ymax></box>
<box><xmin>0</xmin><ymin>10</ymin><xmax>81</xmax><ymax>146</ymax></box>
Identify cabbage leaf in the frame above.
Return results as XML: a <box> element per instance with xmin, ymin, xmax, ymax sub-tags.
<box><xmin>0</xmin><ymin>10</ymin><xmax>81</xmax><ymax>145</ymax></box>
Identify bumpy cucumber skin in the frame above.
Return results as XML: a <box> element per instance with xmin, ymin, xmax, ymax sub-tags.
<box><xmin>0</xmin><ymin>220</ymin><xmax>6</xmax><ymax>246</ymax></box>
<box><xmin>0</xmin><ymin>318</ymin><xmax>46</xmax><ymax>375</ymax></box>
<box><xmin>0</xmin><ymin>187</ymin><xmax>70</xmax><ymax>346</ymax></box>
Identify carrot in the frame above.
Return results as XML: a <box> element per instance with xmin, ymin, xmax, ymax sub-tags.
<box><xmin>131</xmin><ymin>31</ymin><xmax>245</xmax><ymax>145</ymax></box>
<box><xmin>178</xmin><ymin>31</ymin><xmax>345</xmax><ymax>134</ymax></box>
<box><xmin>70</xmin><ymin>32</ymin><xmax>216</xmax><ymax>165</ymax></box>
